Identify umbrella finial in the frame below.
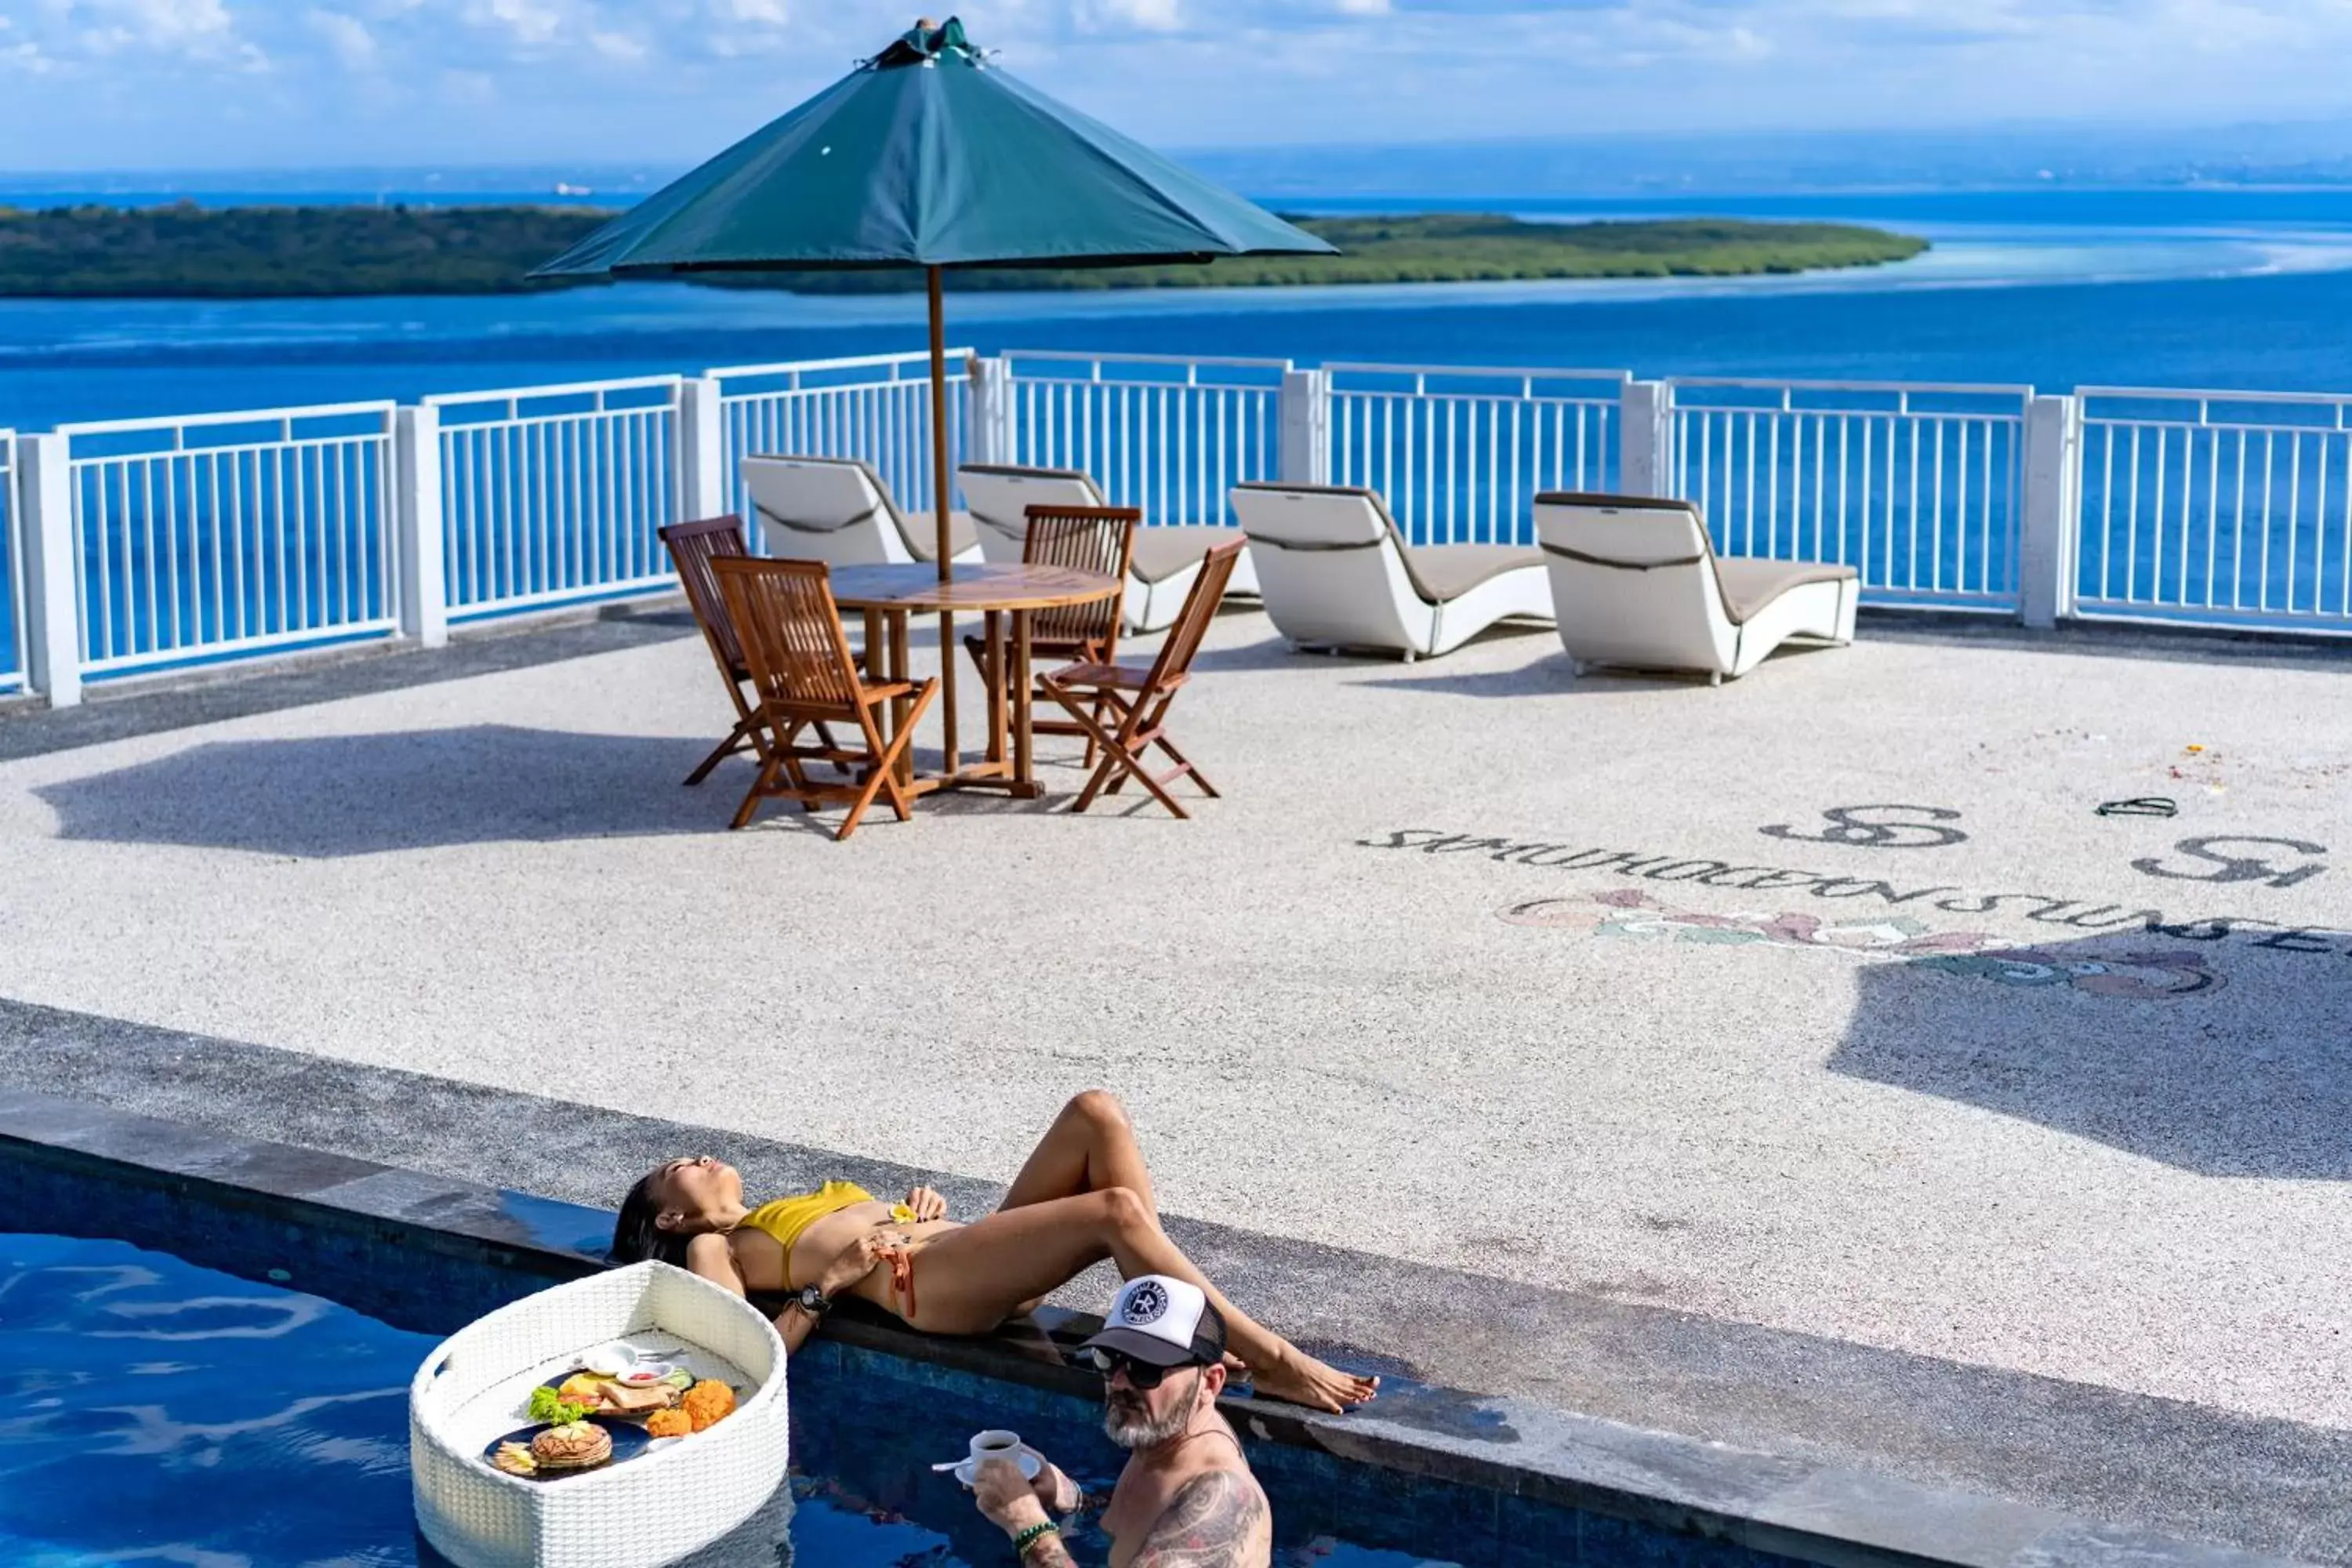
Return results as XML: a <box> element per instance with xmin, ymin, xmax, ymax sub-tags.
<box><xmin>870</xmin><ymin>15</ymin><xmax>970</xmax><ymax>67</ymax></box>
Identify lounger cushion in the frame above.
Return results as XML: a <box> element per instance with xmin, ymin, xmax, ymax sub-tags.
<box><xmin>1401</xmin><ymin>544</ymin><xmax>1546</xmax><ymax>603</ymax></box>
<box><xmin>960</xmin><ymin>463</ymin><xmax>1091</xmax><ymax>484</ymax></box>
<box><xmin>1131</xmin><ymin>524</ymin><xmax>1246</xmax><ymax>584</ymax></box>
<box><xmin>1714</xmin><ymin>557</ymin><xmax>1859</xmax><ymax>625</ymax></box>
<box><xmin>900</xmin><ymin>510</ymin><xmax>978</xmax><ymax>564</ymax></box>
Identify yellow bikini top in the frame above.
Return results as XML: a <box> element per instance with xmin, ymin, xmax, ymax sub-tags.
<box><xmin>735</xmin><ymin>1181</ymin><xmax>916</xmax><ymax>1286</ymax></box>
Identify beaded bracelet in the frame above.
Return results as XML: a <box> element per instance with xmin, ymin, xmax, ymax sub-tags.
<box><xmin>1012</xmin><ymin>1520</ymin><xmax>1060</xmax><ymax>1555</ymax></box>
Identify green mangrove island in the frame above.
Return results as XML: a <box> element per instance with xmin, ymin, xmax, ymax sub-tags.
<box><xmin>0</xmin><ymin>204</ymin><xmax>1929</xmax><ymax>299</ymax></box>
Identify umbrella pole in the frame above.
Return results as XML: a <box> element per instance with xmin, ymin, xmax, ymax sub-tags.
<box><xmin>927</xmin><ymin>266</ymin><xmax>953</xmax><ymax>583</ymax></box>
<box><xmin>927</xmin><ymin>264</ymin><xmax>958</xmax><ymax>768</ymax></box>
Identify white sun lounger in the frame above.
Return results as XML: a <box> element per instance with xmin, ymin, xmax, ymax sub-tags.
<box><xmin>1533</xmin><ymin>492</ymin><xmax>1858</xmax><ymax>684</ymax></box>
<box><xmin>1228</xmin><ymin>482</ymin><xmax>1553</xmax><ymax>660</ymax></box>
<box><xmin>956</xmin><ymin>463</ymin><xmax>1258</xmax><ymax>633</ymax></box>
<box><xmin>742</xmin><ymin>455</ymin><xmax>979</xmax><ymax>567</ymax></box>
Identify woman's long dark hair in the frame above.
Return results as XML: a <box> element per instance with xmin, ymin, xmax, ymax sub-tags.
<box><xmin>610</xmin><ymin>1169</ymin><xmax>689</xmax><ymax>1266</ymax></box>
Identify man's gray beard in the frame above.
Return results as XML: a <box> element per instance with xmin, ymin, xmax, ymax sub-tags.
<box><xmin>1103</xmin><ymin>1381</ymin><xmax>1196</xmax><ymax>1450</ymax></box>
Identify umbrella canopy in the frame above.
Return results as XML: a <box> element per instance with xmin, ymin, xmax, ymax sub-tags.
<box><xmin>533</xmin><ymin>17</ymin><xmax>1336</xmax><ymax>278</ymax></box>
<box><xmin>537</xmin><ymin>17</ymin><xmax>1336</xmax><ymax>789</ymax></box>
<box><xmin>535</xmin><ymin>16</ymin><xmax>1337</xmax><ymax>583</ymax></box>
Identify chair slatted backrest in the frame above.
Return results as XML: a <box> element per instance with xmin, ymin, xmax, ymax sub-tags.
<box><xmin>1023</xmin><ymin>505</ymin><xmax>1138</xmax><ymax>648</ymax></box>
<box><xmin>659</xmin><ymin>515</ymin><xmax>752</xmax><ymax>675</ymax></box>
<box><xmin>1143</xmin><ymin>541</ymin><xmax>1244</xmax><ymax>689</ymax></box>
<box><xmin>710</xmin><ymin>557</ymin><xmax>863</xmax><ymax>715</ymax></box>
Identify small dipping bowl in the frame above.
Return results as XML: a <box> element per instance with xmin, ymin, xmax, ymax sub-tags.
<box><xmin>617</xmin><ymin>1363</ymin><xmax>675</xmax><ymax>1386</ymax></box>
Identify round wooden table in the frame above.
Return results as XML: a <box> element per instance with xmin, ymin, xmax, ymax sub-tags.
<box><xmin>827</xmin><ymin>562</ymin><xmax>1122</xmax><ymax>799</ymax></box>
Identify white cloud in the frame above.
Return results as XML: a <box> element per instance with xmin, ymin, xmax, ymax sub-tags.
<box><xmin>1080</xmin><ymin>0</ymin><xmax>1185</xmax><ymax>32</ymax></box>
<box><xmin>463</xmin><ymin>0</ymin><xmax>564</xmax><ymax>47</ymax></box>
<box><xmin>12</xmin><ymin>0</ymin><xmax>2352</xmax><ymax>168</ymax></box>
<box><xmin>305</xmin><ymin>9</ymin><xmax>379</xmax><ymax>70</ymax></box>
<box><xmin>40</xmin><ymin>0</ymin><xmax>267</xmax><ymax>66</ymax></box>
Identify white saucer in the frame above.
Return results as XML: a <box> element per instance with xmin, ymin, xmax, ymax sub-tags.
<box><xmin>582</xmin><ymin>1341</ymin><xmax>638</xmax><ymax>1376</ymax></box>
<box><xmin>950</xmin><ymin>1450</ymin><xmax>1042</xmax><ymax>1487</ymax></box>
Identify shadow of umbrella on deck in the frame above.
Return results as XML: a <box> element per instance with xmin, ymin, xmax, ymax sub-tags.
<box><xmin>1829</xmin><ymin>923</ymin><xmax>2352</xmax><ymax>1179</ymax></box>
<box><xmin>36</xmin><ymin>725</ymin><xmax>767</xmax><ymax>857</ymax></box>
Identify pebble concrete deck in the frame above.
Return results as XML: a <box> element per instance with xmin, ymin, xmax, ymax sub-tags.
<box><xmin>1</xmin><ymin>608</ymin><xmax>2344</xmax><ymax>1453</ymax></box>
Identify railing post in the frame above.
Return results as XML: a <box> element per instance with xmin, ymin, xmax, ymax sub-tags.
<box><xmin>17</xmin><ymin>433</ymin><xmax>82</xmax><ymax>709</ymax></box>
<box><xmin>677</xmin><ymin>376</ymin><xmax>728</xmax><ymax>521</ymax></box>
<box><xmin>394</xmin><ymin>406</ymin><xmax>448</xmax><ymax>650</ymax></box>
<box><xmin>2019</xmin><ymin>393</ymin><xmax>2081</xmax><ymax>629</ymax></box>
<box><xmin>967</xmin><ymin>356</ymin><xmax>1014</xmax><ymax>466</ymax></box>
<box><xmin>1621</xmin><ymin>380</ymin><xmax>1674</xmax><ymax>496</ymax></box>
<box><xmin>1279</xmin><ymin>368</ymin><xmax>1328</xmax><ymax>486</ymax></box>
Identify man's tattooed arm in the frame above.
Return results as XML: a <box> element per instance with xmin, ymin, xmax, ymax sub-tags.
<box><xmin>1129</xmin><ymin>1472</ymin><xmax>1270</xmax><ymax>1568</ymax></box>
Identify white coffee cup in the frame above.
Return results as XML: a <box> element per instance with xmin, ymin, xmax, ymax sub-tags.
<box><xmin>968</xmin><ymin>1429</ymin><xmax>1022</xmax><ymax>1462</ymax></box>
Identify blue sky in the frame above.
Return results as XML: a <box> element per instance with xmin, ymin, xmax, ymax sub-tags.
<box><xmin>0</xmin><ymin>0</ymin><xmax>2348</xmax><ymax>170</ymax></box>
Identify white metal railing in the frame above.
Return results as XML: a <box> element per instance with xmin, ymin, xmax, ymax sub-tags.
<box><xmin>1327</xmin><ymin>363</ymin><xmax>1628</xmax><ymax>546</ymax></box>
<box><xmin>58</xmin><ymin>403</ymin><xmax>399</xmax><ymax>677</ymax></box>
<box><xmin>24</xmin><ymin>356</ymin><xmax>2352</xmax><ymax>707</ymax></box>
<box><xmin>1002</xmin><ymin>351</ymin><xmax>1288</xmax><ymax>526</ymax></box>
<box><xmin>1668</xmin><ymin>379</ymin><xmax>2032</xmax><ymax>609</ymax></box>
<box><xmin>2075</xmin><ymin>388</ymin><xmax>2352</xmax><ymax>633</ymax></box>
<box><xmin>426</xmin><ymin>376</ymin><xmax>684</xmax><ymax>622</ymax></box>
<box><xmin>714</xmin><ymin>350</ymin><xmax>968</xmax><ymax>528</ymax></box>
<box><xmin>0</xmin><ymin>430</ymin><xmax>20</xmax><ymax>693</ymax></box>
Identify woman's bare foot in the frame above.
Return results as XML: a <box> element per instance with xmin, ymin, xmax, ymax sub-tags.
<box><xmin>1243</xmin><ymin>1345</ymin><xmax>1380</xmax><ymax>1413</ymax></box>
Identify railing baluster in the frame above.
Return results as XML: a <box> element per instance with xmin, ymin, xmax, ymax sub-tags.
<box><xmin>2286</xmin><ymin>431</ymin><xmax>2304</xmax><ymax>613</ymax></box>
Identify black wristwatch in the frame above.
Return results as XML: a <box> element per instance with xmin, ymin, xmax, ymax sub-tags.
<box><xmin>789</xmin><ymin>1285</ymin><xmax>831</xmax><ymax>1317</ymax></box>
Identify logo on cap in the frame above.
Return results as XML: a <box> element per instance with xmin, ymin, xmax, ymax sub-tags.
<box><xmin>1120</xmin><ymin>1279</ymin><xmax>1170</xmax><ymax>1326</ymax></box>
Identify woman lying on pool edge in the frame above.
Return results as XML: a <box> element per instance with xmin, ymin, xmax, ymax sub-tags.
<box><xmin>609</xmin><ymin>1090</ymin><xmax>1379</xmax><ymax>1414</ymax></box>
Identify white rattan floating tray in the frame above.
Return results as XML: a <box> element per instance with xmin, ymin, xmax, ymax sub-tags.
<box><xmin>410</xmin><ymin>1261</ymin><xmax>789</xmax><ymax>1568</ymax></box>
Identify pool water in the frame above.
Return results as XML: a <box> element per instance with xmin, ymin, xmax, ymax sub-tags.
<box><xmin>0</xmin><ymin>1234</ymin><xmax>1508</xmax><ymax>1567</ymax></box>
<box><xmin>2</xmin><ymin>1232</ymin><xmax>430</xmax><ymax>1567</ymax></box>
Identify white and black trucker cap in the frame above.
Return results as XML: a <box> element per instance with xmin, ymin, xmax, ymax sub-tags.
<box><xmin>1081</xmin><ymin>1274</ymin><xmax>1228</xmax><ymax>1370</ymax></box>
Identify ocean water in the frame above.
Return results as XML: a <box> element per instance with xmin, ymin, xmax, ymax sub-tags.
<box><xmin>5</xmin><ymin>189</ymin><xmax>2352</xmax><ymax>430</ymax></box>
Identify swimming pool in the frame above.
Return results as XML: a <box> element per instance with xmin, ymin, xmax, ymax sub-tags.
<box><xmin>4</xmin><ymin>1231</ymin><xmax>1734</xmax><ymax>1567</ymax></box>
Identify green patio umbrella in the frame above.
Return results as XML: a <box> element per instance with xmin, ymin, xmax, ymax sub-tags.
<box><xmin>535</xmin><ymin>14</ymin><xmax>1337</xmax><ymax>579</ymax></box>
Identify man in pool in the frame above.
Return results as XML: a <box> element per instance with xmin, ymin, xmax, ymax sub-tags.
<box><xmin>970</xmin><ymin>1273</ymin><xmax>1269</xmax><ymax>1568</ymax></box>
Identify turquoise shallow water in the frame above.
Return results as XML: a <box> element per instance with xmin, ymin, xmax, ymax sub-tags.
<box><xmin>4</xmin><ymin>190</ymin><xmax>2352</xmax><ymax>430</ymax></box>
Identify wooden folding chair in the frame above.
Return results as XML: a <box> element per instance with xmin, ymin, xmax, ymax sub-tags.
<box><xmin>710</xmin><ymin>557</ymin><xmax>937</xmax><ymax>840</ymax></box>
<box><xmin>964</xmin><ymin>504</ymin><xmax>1137</xmax><ymax>752</ymax></box>
<box><xmin>1036</xmin><ymin>540</ymin><xmax>1242</xmax><ymax>820</ymax></box>
<box><xmin>658</xmin><ymin>515</ymin><xmax>764</xmax><ymax>786</ymax></box>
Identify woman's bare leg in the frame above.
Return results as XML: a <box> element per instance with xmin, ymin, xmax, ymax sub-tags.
<box><xmin>997</xmin><ymin>1090</ymin><xmax>1156</xmax><ymax>1217</ymax></box>
<box><xmin>909</xmin><ymin>1185</ymin><xmax>1378</xmax><ymax>1413</ymax></box>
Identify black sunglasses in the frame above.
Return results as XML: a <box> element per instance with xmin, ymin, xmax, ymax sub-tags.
<box><xmin>1083</xmin><ymin>1346</ymin><xmax>1188</xmax><ymax>1388</ymax></box>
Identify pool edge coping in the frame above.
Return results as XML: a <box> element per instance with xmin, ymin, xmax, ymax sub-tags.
<box><xmin>0</xmin><ymin>1090</ymin><xmax>2309</xmax><ymax>1568</ymax></box>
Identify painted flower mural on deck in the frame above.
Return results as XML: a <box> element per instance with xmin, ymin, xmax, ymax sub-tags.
<box><xmin>1504</xmin><ymin>888</ymin><xmax>2223</xmax><ymax>999</ymax></box>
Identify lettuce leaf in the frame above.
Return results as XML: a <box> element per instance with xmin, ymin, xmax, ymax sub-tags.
<box><xmin>528</xmin><ymin>1385</ymin><xmax>588</xmax><ymax>1425</ymax></box>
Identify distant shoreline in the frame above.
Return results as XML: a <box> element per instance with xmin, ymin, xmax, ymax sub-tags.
<box><xmin>0</xmin><ymin>205</ymin><xmax>1928</xmax><ymax>300</ymax></box>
